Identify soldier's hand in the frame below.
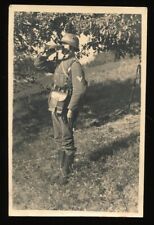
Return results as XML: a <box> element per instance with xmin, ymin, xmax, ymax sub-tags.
<box><xmin>67</xmin><ymin>109</ymin><xmax>73</xmax><ymax>128</ymax></box>
<box><xmin>67</xmin><ymin>109</ymin><xmax>73</xmax><ymax>119</ymax></box>
<box><xmin>42</xmin><ymin>43</ymin><xmax>57</xmax><ymax>56</ymax></box>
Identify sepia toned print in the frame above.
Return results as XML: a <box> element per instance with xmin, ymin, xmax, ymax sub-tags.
<box><xmin>8</xmin><ymin>5</ymin><xmax>147</xmax><ymax>217</ymax></box>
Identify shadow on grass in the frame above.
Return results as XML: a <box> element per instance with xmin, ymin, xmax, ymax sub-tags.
<box><xmin>78</xmin><ymin>78</ymin><xmax>140</xmax><ymax>128</ymax></box>
<box><xmin>13</xmin><ymin>92</ymin><xmax>53</xmax><ymax>150</ymax></box>
<box><xmin>13</xmin><ymin>78</ymin><xmax>140</xmax><ymax>150</ymax></box>
<box><xmin>88</xmin><ymin>132</ymin><xmax>139</xmax><ymax>162</ymax></box>
<box><xmin>75</xmin><ymin>132</ymin><xmax>139</xmax><ymax>172</ymax></box>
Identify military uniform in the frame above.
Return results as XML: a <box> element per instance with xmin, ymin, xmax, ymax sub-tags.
<box><xmin>49</xmin><ymin>55</ymin><xmax>87</xmax><ymax>183</ymax></box>
<box><xmin>34</xmin><ymin>33</ymin><xmax>87</xmax><ymax>184</ymax></box>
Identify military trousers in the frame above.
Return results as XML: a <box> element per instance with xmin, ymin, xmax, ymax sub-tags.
<box><xmin>51</xmin><ymin>110</ymin><xmax>78</xmax><ymax>155</ymax></box>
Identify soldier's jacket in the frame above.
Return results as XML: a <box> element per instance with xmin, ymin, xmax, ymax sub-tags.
<box><xmin>53</xmin><ymin>57</ymin><xmax>87</xmax><ymax>111</ymax></box>
<box><xmin>34</xmin><ymin>54</ymin><xmax>87</xmax><ymax>111</ymax></box>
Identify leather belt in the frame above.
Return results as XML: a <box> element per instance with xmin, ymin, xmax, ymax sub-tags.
<box><xmin>53</xmin><ymin>85</ymin><xmax>71</xmax><ymax>94</ymax></box>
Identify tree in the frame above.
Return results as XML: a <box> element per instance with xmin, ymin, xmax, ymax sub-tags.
<box><xmin>14</xmin><ymin>12</ymin><xmax>141</xmax><ymax>77</ymax></box>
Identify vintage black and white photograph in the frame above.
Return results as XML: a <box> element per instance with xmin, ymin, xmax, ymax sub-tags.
<box><xmin>9</xmin><ymin>5</ymin><xmax>147</xmax><ymax>217</ymax></box>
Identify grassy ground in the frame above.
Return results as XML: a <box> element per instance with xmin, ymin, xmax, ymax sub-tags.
<box><xmin>12</xmin><ymin>53</ymin><xmax>141</xmax><ymax>212</ymax></box>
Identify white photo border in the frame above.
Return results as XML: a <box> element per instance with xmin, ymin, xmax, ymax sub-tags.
<box><xmin>8</xmin><ymin>5</ymin><xmax>147</xmax><ymax>217</ymax></box>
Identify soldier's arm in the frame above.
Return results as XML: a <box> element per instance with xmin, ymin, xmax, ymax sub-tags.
<box><xmin>34</xmin><ymin>49</ymin><xmax>57</xmax><ymax>73</ymax></box>
<box><xmin>68</xmin><ymin>62</ymin><xmax>87</xmax><ymax>111</ymax></box>
<box><xmin>34</xmin><ymin>54</ymin><xmax>47</xmax><ymax>69</ymax></box>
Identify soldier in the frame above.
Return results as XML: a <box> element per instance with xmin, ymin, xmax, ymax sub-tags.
<box><xmin>35</xmin><ymin>33</ymin><xmax>87</xmax><ymax>184</ymax></box>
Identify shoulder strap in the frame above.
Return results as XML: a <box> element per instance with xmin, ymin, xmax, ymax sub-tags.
<box><xmin>61</xmin><ymin>61</ymin><xmax>69</xmax><ymax>78</ymax></box>
<box><xmin>68</xmin><ymin>58</ymin><xmax>79</xmax><ymax>74</ymax></box>
<box><xmin>61</xmin><ymin>58</ymin><xmax>77</xmax><ymax>77</ymax></box>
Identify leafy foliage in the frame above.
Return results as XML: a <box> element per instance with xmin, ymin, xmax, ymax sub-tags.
<box><xmin>14</xmin><ymin>12</ymin><xmax>141</xmax><ymax>77</ymax></box>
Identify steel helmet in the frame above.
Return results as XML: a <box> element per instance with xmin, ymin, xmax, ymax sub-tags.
<box><xmin>61</xmin><ymin>33</ymin><xmax>79</xmax><ymax>50</ymax></box>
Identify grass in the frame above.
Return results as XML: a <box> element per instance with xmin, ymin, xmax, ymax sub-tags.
<box><xmin>12</xmin><ymin>53</ymin><xmax>141</xmax><ymax>212</ymax></box>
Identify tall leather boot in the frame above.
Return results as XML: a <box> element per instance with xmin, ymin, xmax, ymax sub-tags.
<box><xmin>58</xmin><ymin>152</ymin><xmax>75</xmax><ymax>185</ymax></box>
